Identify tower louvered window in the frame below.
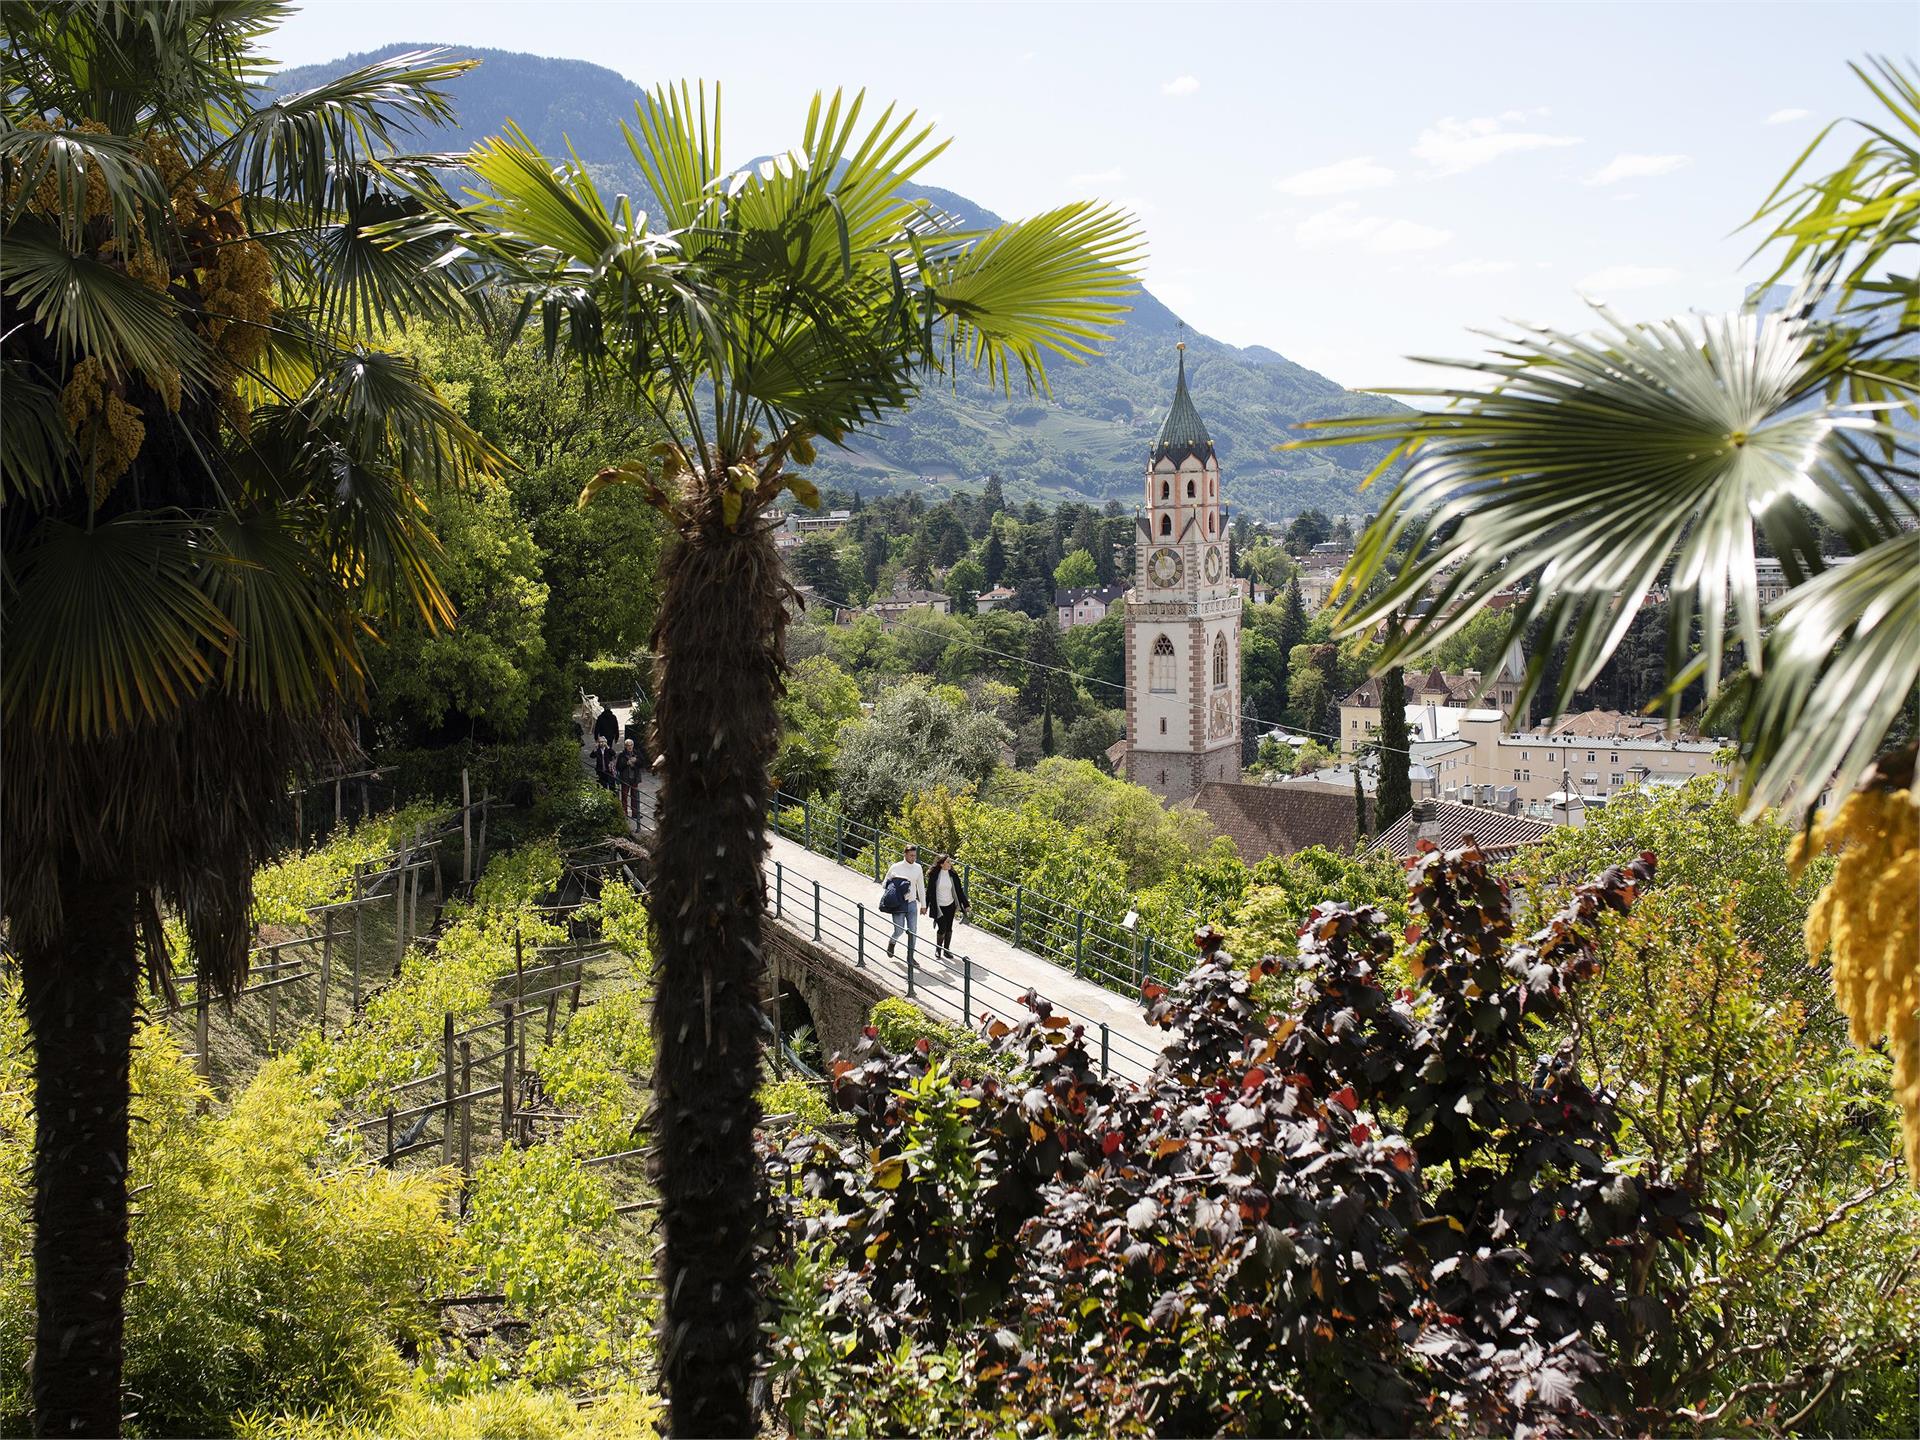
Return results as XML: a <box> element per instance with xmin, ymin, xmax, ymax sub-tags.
<box><xmin>1212</xmin><ymin>633</ymin><xmax>1228</xmax><ymax>689</ymax></box>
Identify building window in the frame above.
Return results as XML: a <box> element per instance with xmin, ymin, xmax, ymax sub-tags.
<box><xmin>1159</xmin><ymin>512</ymin><xmax>1171</xmax><ymax>536</ymax></box>
<box><xmin>1521</xmin><ymin>750</ymin><xmax>1529</xmax><ymax>760</ymax></box>
<box><xmin>1212</xmin><ymin>634</ymin><xmax>1228</xmax><ymax>689</ymax></box>
<box><xmin>1610</xmin><ymin>753</ymin><xmax>1619</xmax><ymax>764</ymax></box>
<box><xmin>1187</xmin><ymin>478</ymin><xmax>1196</xmax><ymax>498</ymax></box>
<box><xmin>1160</xmin><ymin>717</ymin><xmax>1167</xmax><ymax>734</ymax></box>
<box><xmin>1513</xmin><ymin>769</ymin><xmax>1522</xmax><ymax>782</ymax></box>
<box><xmin>1149</xmin><ymin>634</ymin><xmax>1177</xmax><ymax>693</ymax></box>
<box><xmin>1587</xmin><ymin>751</ymin><xmax>1596</xmax><ymax>763</ymax></box>
<box><xmin>1610</xmin><ymin>772</ymin><xmax>1624</xmax><ymax>786</ymax></box>
<box><xmin>1207</xmin><ymin>512</ymin><xmax>1215</xmax><ymax>535</ymax></box>
<box><xmin>1161</xmin><ymin>479</ymin><xmax>1170</xmax><ymax>500</ymax></box>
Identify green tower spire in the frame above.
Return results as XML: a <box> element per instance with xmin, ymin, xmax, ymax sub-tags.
<box><xmin>1152</xmin><ymin>342</ymin><xmax>1213</xmax><ymax>466</ymax></box>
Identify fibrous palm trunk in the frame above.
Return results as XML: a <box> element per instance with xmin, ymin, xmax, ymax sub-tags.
<box><xmin>647</xmin><ymin>513</ymin><xmax>787</xmax><ymax>1437</ymax></box>
<box><xmin>20</xmin><ymin>855</ymin><xmax>138</xmax><ymax>1438</ymax></box>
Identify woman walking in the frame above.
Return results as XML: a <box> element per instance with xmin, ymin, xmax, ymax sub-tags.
<box><xmin>928</xmin><ymin>853</ymin><xmax>969</xmax><ymax>959</ymax></box>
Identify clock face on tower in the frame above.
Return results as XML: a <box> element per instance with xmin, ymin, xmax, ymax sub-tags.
<box><xmin>1210</xmin><ymin>691</ymin><xmax>1233</xmax><ymax>738</ymax></box>
<box><xmin>1203</xmin><ymin>545</ymin><xmax>1224</xmax><ymax>584</ymax></box>
<box><xmin>1149</xmin><ymin>546</ymin><xmax>1183</xmax><ymax>586</ymax></box>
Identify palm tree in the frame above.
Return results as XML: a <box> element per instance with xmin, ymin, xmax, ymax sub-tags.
<box><xmin>1</xmin><ymin>7</ymin><xmax>488</xmax><ymax>1432</ymax></box>
<box><xmin>1291</xmin><ymin>57</ymin><xmax>1918</xmax><ymax>1174</ymax></box>
<box><xmin>1296</xmin><ymin>56</ymin><xmax>1917</xmax><ymax>821</ymax></box>
<box><xmin>413</xmin><ymin>85</ymin><xmax>1142</xmax><ymax>1434</ymax></box>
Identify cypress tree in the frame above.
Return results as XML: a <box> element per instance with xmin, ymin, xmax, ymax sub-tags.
<box><xmin>1354</xmin><ymin>759</ymin><xmax>1369</xmax><ymax>842</ymax></box>
<box><xmin>1376</xmin><ymin>664</ymin><xmax>1414</xmax><ymax>833</ymax></box>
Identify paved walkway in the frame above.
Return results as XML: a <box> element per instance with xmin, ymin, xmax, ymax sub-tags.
<box><xmin>583</xmin><ymin>711</ymin><xmax>1162</xmax><ymax>1082</ymax></box>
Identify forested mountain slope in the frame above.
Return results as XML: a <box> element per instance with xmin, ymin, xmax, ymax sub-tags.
<box><xmin>275</xmin><ymin>44</ymin><xmax>1403</xmax><ymax>517</ymax></box>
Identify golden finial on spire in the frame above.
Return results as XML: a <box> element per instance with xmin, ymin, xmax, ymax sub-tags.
<box><xmin>1177</xmin><ymin>340</ymin><xmax>1185</xmax><ymax>352</ymax></box>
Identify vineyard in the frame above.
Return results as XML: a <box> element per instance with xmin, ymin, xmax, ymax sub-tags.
<box><xmin>0</xmin><ymin>797</ymin><xmax>822</xmax><ymax>1438</ymax></box>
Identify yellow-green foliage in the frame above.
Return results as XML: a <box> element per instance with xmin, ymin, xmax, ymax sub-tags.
<box><xmin>758</xmin><ymin>1075</ymin><xmax>835</xmax><ymax>1135</ymax></box>
<box><xmin>253</xmin><ymin>805</ymin><xmax>445</xmax><ymax>931</ymax></box>
<box><xmin>455</xmin><ymin>1143</ymin><xmax>651</xmax><ymax>1390</ymax></box>
<box><xmin>584</xmin><ymin>878</ymin><xmax>651</xmax><ymax>970</ymax></box>
<box><xmin>540</xmin><ymin>969</ymin><xmax>654</xmax><ymax>1156</ymax></box>
<box><xmin>294</xmin><ymin>843</ymin><xmax>565</xmax><ymax>1107</ymax></box>
<box><xmin>238</xmin><ymin>1381</ymin><xmax>659</xmax><ymax>1440</ymax></box>
<box><xmin>0</xmin><ymin>996</ymin><xmax>456</xmax><ymax>1437</ymax></box>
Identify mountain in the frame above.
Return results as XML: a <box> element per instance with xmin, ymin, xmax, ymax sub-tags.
<box><xmin>272</xmin><ymin>45</ymin><xmax>1402</xmax><ymax>519</ymax></box>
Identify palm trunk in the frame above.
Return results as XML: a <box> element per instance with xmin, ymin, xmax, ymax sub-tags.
<box><xmin>20</xmin><ymin>855</ymin><xmax>138</xmax><ymax>1438</ymax></box>
<box><xmin>647</xmin><ymin>517</ymin><xmax>787</xmax><ymax>1437</ymax></box>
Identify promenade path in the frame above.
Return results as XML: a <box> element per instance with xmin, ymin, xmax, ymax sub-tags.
<box><xmin>585</xmin><ymin>714</ymin><xmax>1164</xmax><ymax>1082</ymax></box>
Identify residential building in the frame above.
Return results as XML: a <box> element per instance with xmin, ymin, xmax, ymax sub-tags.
<box><xmin>782</xmin><ymin>508</ymin><xmax>853</xmax><ymax>537</ymax></box>
<box><xmin>975</xmin><ymin>584</ymin><xmax>1018</xmax><ymax>613</ymax></box>
<box><xmin>1055</xmin><ymin>583</ymin><xmax>1128</xmax><ymax>631</ymax></box>
<box><xmin>868</xmin><ymin>574</ymin><xmax>951</xmax><ymax>631</ymax></box>
<box><xmin>1295</xmin><ymin>552</ymin><xmax>1350</xmax><ymax>611</ymax></box>
<box><xmin>1338</xmin><ymin>645</ymin><xmax>1528</xmax><ymax>748</ymax></box>
<box><xmin>1123</xmin><ymin>346</ymin><xmax>1242</xmax><ymax>804</ymax></box>
<box><xmin>1454</xmin><ymin>708</ymin><xmax>1727</xmax><ymax>814</ymax></box>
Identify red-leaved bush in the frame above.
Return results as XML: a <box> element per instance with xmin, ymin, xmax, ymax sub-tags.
<box><xmin>770</xmin><ymin>843</ymin><xmax>1695</xmax><ymax>1437</ymax></box>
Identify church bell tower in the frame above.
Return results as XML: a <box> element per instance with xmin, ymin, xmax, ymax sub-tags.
<box><xmin>1123</xmin><ymin>345</ymin><xmax>1242</xmax><ymax>803</ymax></box>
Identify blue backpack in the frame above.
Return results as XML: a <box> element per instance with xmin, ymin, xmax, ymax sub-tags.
<box><xmin>878</xmin><ymin>875</ymin><xmax>910</xmax><ymax>915</ymax></box>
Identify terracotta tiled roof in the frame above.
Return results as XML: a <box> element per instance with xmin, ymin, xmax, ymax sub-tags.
<box><xmin>1375</xmin><ymin>800</ymin><xmax>1553</xmax><ymax>860</ymax></box>
<box><xmin>1194</xmin><ymin>781</ymin><xmax>1367</xmax><ymax>862</ymax></box>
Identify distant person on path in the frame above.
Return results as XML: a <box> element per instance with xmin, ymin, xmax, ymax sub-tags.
<box><xmin>615</xmin><ymin>739</ymin><xmax>643</xmax><ymax>820</ymax></box>
<box><xmin>594</xmin><ymin>703</ymin><xmax>621</xmax><ymax>749</ymax></box>
<box><xmin>592</xmin><ymin>737</ymin><xmax>616</xmax><ymax>791</ymax></box>
<box><xmin>928</xmin><ymin>852</ymin><xmax>969</xmax><ymax>958</ymax></box>
<box><xmin>881</xmin><ymin>843</ymin><xmax>926</xmax><ymax>958</ymax></box>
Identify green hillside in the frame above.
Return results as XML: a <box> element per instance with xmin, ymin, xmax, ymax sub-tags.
<box><xmin>272</xmin><ymin>44</ymin><xmax>1403</xmax><ymax>518</ymax></box>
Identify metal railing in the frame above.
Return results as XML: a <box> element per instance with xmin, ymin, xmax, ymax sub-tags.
<box><xmin>768</xmin><ymin>854</ymin><xmax>1159</xmax><ymax>1084</ymax></box>
<box><xmin>629</xmin><ymin>778</ymin><xmax>1164</xmax><ymax>1082</ymax></box>
<box><xmin>763</xmin><ymin>789</ymin><xmax>1195</xmax><ymax>999</ymax></box>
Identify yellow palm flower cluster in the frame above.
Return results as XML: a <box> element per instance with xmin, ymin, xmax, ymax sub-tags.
<box><xmin>60</xmin><ymin>356</ymin><xmax>146</xmax><ymax>504</ymax></box>
<box><xmin>1794</xmin><ymin>785</ymin><xmax>1920</xmax><ymax>1179</ymax></box>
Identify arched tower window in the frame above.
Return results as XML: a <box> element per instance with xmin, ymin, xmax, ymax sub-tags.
<box><xmin>1159</xmin><ymin>513</ymin><xmax>1171</xmax><ymax>536</ymax></box>
<box><xmin>1149</xmin><ymin>634</ymin><xmax>1177</xmax><ymax>692</ymax></box>
<box><xmin>1212</xmin><ymin>633</ymin><xmax>1228</xmax><ymax>689</ymax></box>
<box><xmin>1160</xmin><ymin>479</ymin><xmax>1170</xmax><ymax>500</ymax></box>
<box><xmin>1186</xmin><ymin>478</ymin><xmax>1196</xmax><ymax>498</ymax></box>
<box><xmin>1207</xmin><ymin>512</ymin><xmax>1215</xmax><ymax>535</ymax></box>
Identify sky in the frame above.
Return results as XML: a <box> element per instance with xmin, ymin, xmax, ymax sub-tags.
<box><xmin>271</xmin><ymin>1</ymin><xmax>1911</xmax><ymax>390</ymax></box>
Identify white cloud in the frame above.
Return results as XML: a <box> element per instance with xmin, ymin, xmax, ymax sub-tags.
<box><xmin>1576</xmin><ymin>264</ymin><xmax>1681</xmax><ymax>294</ymax></box>
<box><xmin>1765</xmin><ymin>107</ymin><xmax>1810</xmax><ymax>124</ymax></box>
<box><xmin>1161</xmin><ymin>74</ymin><xmax>1200</xmax><ymax>97</ymax></box>
<box><xmin>1274</xmin><ymin>155</ymin><xmax>1395</xmax><ymax>197</ymax></box>
<box><xmin>1442</xmin><ymin>259</ymin><xmax>1517</xmax><ymax>276</ymax></box>
<box><xmin>1585</xmin><ymin>152</ymin><xmax>1690</xmax><ymax>186</ymax></box>
<box><xmin>1413</xmin><ymin>114</ymin><xmax>1581</xmax><ymax>175</ymax></box>
<box><xmin>1068</xmin><ymin>166</ymin><xmax>1128</xmax><ymax>187</ymax></box>
<box><xmin>1295</xmin><ymin>201</ymin><xmax>1452</xmax><ymax>254</ymax></box>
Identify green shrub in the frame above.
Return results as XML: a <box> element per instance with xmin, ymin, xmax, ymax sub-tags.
<box><xmin>0</xmin><ymin>1008</ymin><xmax>456</xmax><ymax>1437</ymax></box>
<box><xmin>758</xmin><ymin>1076</ymin><xmax>835</xmax><ymax>1135</ymax></box>
<box><xmin>238</xmin><ymin>1381</ymin><xmax>660</xmax><ymax>1440</ymax></box>
<box><xmin>867</xmin><ymin>997</ymin><xmax>998</xmax><ymax>1074</ymax></box>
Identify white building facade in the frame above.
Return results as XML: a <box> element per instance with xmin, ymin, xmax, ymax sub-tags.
<box><xmin>1124</xmin><ymin>347</ymin><xmax>1242</xmax><ymax>803</ymax></box>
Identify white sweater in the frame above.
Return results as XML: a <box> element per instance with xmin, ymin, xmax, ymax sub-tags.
<box><xmin>884</xmin><ymin>859</ymin><xmax>925</xmax><ymax>907</ymax></box>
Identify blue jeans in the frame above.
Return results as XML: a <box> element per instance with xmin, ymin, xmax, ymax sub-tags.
<box><xmin>889</xmin><ymin>904</ymin><xmax>918</xmax><ymax>950</ymax></box>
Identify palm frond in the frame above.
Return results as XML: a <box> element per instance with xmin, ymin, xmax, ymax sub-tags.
<box><xmin>1739</xmin><ymin>528</ymin><xmax>1920</xmax><ymax>812</ymax></box>
<box><xmin>1</xmin><ymin>222</ymin><xmax>211</xmax><ymax>386</ymax></box>
<box><xmin>3</xmin><ymin>515</ymin><xmax>232</xmax><ymax>739</ymax></box>
<box><xmin>201</xmin><ymin>508</ymin><xmax>362</xmax><ymax>708</ymax></box>
<box><xmin>0</xmin><ymin>120</ymin><xmax>171</xmax><ymax>250</ymax></box>
<box><xmin>1293</xmin><ymin>306</ymin><xmax>1907</xmax><ymax>725</ymax></box>
<box><xmin>220</xmin><ymin>47</ymin><xmax>477</xmax><ymax>221</ymax></box>
<box><xmin>0</xmin><ymin>364</ymin><xmax>77</xmax><ymax>501</ymax></box>
<box><xmin>919</xmin><ymin>200</ymin><xmax>1145</xmax><ymax>390</ymax></box>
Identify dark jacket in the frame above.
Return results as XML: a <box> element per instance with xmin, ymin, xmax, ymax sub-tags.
<box><xmin>615</xmin><ymin>748</ymin><xmax>643</xmax><ymax>785</ymax></box>
<box><xmin>593</xmin><ymin>743</ymin><xmax>614</xmax><ymax>780</ymax></box>
<box><xmin>927</xmin><ymin>865</ymin><xmax>969</xmax><ymax>914</ymax></box>
<box><xmin>594</xmin><ymin>706</ymin><xmax>621</xmax><ymax>745</ymax></box>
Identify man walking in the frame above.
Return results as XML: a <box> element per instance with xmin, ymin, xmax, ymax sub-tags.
<box><xmin>882</xmin><ymin>843</ymin><xmax>926</xmax><ymax>959</ymax></box>
<box><xmin>615</xmin><ymin>738</ymin><xmax>643</xmax><ymax>821</ymax></box>
<box><xmin>594</xmin><ymin>703</ymin><xmax>621</xmax><ymax>749</ymax></box>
